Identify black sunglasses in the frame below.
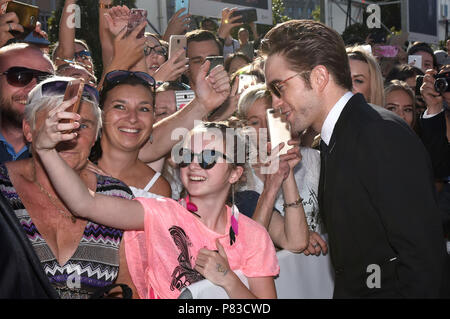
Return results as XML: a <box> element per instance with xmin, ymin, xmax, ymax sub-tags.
<box><xmin>178</xmin><ymin>148</ymin><xmax>231</xmax><ymax>170</ymax></box>
<box><xmin>0</xmin><ymin>67</ymin><xmax>52</xmax><ymax>87</ymax></box>
<box><xmin>104</xmin><ymin>70</ymin><xmax>156</xmax><ymax>92</ymax></box>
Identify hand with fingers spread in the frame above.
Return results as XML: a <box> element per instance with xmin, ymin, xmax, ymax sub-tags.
<box><xmin>195</xmin><ymin>239</ymin><xmax>233</xmax><ymax>287</ymax></box>
<box><xmin>34</xmin><ymin>96</ymin><xmax>81</xmax><ymax>152</ymax></box>
<box><xmin>153</xmin><ymin>48</ymin><xmax>188</xmax><ymax>82</ymax></box>
<box><xmin>163</xmin><ymin>8</ymin><xmax>191</xmax><ymax>42</ymax></box>
<box><xmin>0</xmin><ymin>11</ymin><xmax>24</xmax><ymax>47</ymax></box>
<box><xmin>303</xmin><ymin>231</ymin><xmax>328</xmax><ymax>256</ymax></box>
<box><xmin>195</xmin><ymin>61</ymin><xmax>231</xmax><ymax>113</ymax></box>
<box><xmin>104</xmin><ymin>5</ymin><xmax>130</xmax><ymax>37</ymax></box>
<box><xmin>218</xmin><ymin>8</ymin><xmax>242</xmax><ymax>40</ymax></box>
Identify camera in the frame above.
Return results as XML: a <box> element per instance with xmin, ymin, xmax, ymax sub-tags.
<box><xmin>416</xmin><ymin>71</ymin><xmax>450</xmax><ymax>96</ymax></box>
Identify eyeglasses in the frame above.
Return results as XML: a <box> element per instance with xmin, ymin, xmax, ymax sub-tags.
<box><xmin>0</xmin><ymin>67</ymin><xmax>52</xmax><ymax>87</ymax></box>
<box><xmin>144</xmin><ymin>45</ymin><xmax>167</xmax><ymax>57</ymax></box>
<box><xmin>268</xmin><ymin>72</ymin><xmax>306</xmax><ymax>98</ymax></box>
<box><xmin>74</xmin><ymin>50</ymin><xmax>91</xmax><ymax>60</ymax></box>
<box><xmin>104</xmin><ymin>70</ymin><xmax>156</xmax><ymax>92</ymax></box>
<box><xmin>34</xmin><ymin>80</ymin><xmax>100</xmax><ymax>105</ymax></box>
<box><xmin>178</xmin><ymin>148</ymin><xmax>231</xmax><ymax>170</ymax></box>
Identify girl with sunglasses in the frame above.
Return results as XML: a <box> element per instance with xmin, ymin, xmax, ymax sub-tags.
<box><xmin>89</xmin><ymin>70</ymin><xmax>171</xmax><ymax>200</ymax></box>
<box><xmin>35</xmin><ymin>113</ymin><xmax>279</xmax><ymax>298</ymax></box>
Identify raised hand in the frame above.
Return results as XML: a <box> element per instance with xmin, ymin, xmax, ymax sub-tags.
<box><xmin>218</xmin><ymin>7</ymin><xmax>242</xmax><ymax>39</ymax></box>
<box><xmin>153</xmin><ymin>48</ymin><xmax>188</xmax><ymax>82</ymax></box>
<box><xmin>110</xmin><ymin>20</ymin><xmax>147</xmax><ymax>70</ymax></box>
<box><xmin>0</xmin><ymin>11</ymin><xmax>23</xmax><ymax>47</ymax></box>
<box><xmin>420</xmin><ymin>69</ymin><xmax>443</xmax><ymax>115</ymax></box>
<box><xmin>194</xmin><ymin>61</ymin><xmax>231</xmax><ymax>113</ymax></box>
<box><xmin>34</xmin><ymin>96</ymin><xmax>80</xmax><ymax>152</ymax></box>
<box><xmin>104</xmin><ymin>5</ymin><xmax>130</xmax><ymax>37</ymax></box>
<box><xmin>163</xmin><ymin>8</ymin><xmax>191</xmax><ymax>42</ymax></box>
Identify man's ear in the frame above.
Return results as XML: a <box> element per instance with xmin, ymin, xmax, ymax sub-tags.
<box><xmin>229</xmin><ymin>165</ymin><xmax>244</xmax><ymax>184</ymax></box>
<box><xmin>311</xmin><ymin>65</ymin><xmax>329</xmax><ymax>93</ymax></box>
<box><xmin>22</xmin><ymin>119</ymin><xmax>33</xmax><ymax>143</ymax></box>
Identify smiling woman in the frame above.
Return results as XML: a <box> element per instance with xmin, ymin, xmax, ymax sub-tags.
<box><xmin>90</xmin><ymin>70</ymin><xmax>171</xmax><ymax>199</ymax></box>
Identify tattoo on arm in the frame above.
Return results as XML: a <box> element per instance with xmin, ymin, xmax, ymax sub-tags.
<box><xmin>216</xmin><ymin>263</ymin><xmax>228</xmax><ymax>276</ymax></box>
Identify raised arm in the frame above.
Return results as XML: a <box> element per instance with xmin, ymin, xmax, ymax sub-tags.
<box><xmin>99</xmin><ymin>0</ymin><xmax>115</xmax><ymax>67</ymax></box>
<box><xmin>138</xmin><ymin>61</ymin><xmax>231</xmax><ymax>162</ymax></box>
<box><xmin>162</xmin><ymin>8</ymin><xmax>191</xmax><ymax>42</ymax></box>
<box><xmin>34</xmin><ymin>97</ymin><xmax>145</xmax><ymax>230</ymax></box>
<box><xmin>54</xmin><ymin>0</ymin><xmax>77</xmax><ymax>64</ymax></box>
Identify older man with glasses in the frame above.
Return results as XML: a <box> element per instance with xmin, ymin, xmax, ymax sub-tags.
<box><xmin>0</xmin><ymin>42</ymin><xmax>54</xmax><ymax>163</ymax></box>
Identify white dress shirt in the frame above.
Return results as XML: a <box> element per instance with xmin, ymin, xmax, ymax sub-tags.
<box><xmin>320</xmin><ymin>91</ymin><xmax>354</xmax><ymax>145</ymax></box>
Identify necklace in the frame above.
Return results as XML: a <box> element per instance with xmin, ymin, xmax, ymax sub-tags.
<box><xmin>31</xmin><ymin>161</ymin><xmax>77</xmax><ymax>224</ymax></box>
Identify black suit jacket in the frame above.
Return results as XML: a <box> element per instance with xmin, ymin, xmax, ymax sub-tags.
<box><xmin>320</xmin><ymin>93</ymin><xmax>448</xmax><ymax>298</ymax></box>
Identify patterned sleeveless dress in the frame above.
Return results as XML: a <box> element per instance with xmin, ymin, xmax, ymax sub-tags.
<box><xmin>0</xmin><ymin>164</ymin><xmax>134</xmax><ymax>299</ymax></box>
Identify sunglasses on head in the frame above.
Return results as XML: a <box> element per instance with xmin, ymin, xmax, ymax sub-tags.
<box><xmin>1</xmin><ymin>67</ymin><xmax>52</xmax><ymax>87</ymax></box>
<box><xmin>178</xmin><ymin>148</ymin><xmax>231</xmax><ymax>170</ymax></box>
<box><xmin>104</xmin><ymin>70</ymin><xmax>156</xmax><ymax>92</ymax></box>
<box><xmin>38</xmin><ymin>80</ymin><xmax>100</xmax><ymax>105</ymax></box>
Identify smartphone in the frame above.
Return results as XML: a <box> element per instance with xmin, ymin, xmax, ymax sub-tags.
<box><xmin>175</xmin><ymin>90</ymin><xmax>195</xmax><ymax>110</ymax></box>
<box><xmin>127</xmin><ymin>8</ymin><xmax>147</xmax><ymax>39</ymax></box>
<box><xmin>238</xmin><ymin>74</ymin><xmax>257</xmax><ymax>94</ymax></box>
<box><xmin>61</xmin><ymin>79</ymin><xmax>85</xmax><ymax>132</ymax></box>
<box><xmin>266</xmin><ymin>108</ymin><xmax>292</xmax><ymax>156</ymax></box>
<box><xmin>6</xmin><ymin>1</ymin><xmax>39</xmax><ymax>35</ymax></box>
<box><xmin>377</xmin><ymin>45</ymin><xmax>398</xmax><ymax>58</ymax></box>
<box><xmin>175</xmin><ymin>0</ymin><xmax>189</xmax><ymax>17</ymax></box>
<box><xmin>205</xmin><ymin>56</ymin><xmax>224</xmax><ymax>74</ymax></box>
<box><xmin>230</xmin><ymin>8</ymin><xmax>257</xmax><ymax>24</ymax></box>
<box><xmin>169</xmin><ymin>35</ymin><xmax>187</xmax><ymax>62</ymax></box>
<box><xmin>408</xmin><ymin>55</ymin><xmax>423</xmax><ymax>70</ymax></box>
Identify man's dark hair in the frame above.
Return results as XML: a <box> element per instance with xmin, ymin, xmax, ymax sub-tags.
<box><xmin>385</xmin><ymin>63</ymin><xmax>424</xmax><ymax>84</ymax></box>
<box><xmin>407</xmin><ymin>42</ymin><xmax>437</xmax><ymax>69</ymax></box>
<box><xmin>260</xmin><ymin>19</ymin><xmax>352</xmax><ymax>91</ymax></box>
<box><xmin>186</xmin><ymin>29</ymin><xmax>223</xmax><ymax>56</ymax></box>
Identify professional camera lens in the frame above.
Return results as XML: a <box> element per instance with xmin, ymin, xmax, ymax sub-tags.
<box><xmin>434</xmin><ymin>78</ymin><xmax>449</xmax><ymax>93</ymax></box>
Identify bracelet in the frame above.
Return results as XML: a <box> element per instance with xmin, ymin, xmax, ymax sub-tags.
<box><xmin>282</xmin><ymin>197</ymin><xmax>304</xmax><ymax>210</ymax></box>
<box><xmin>99</xmin><ymin>3</ymin><xmax>112</xmax><ymax>9</ymax></box>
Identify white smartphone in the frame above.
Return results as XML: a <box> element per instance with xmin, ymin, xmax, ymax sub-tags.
<box><xmin>169</xmin><ymin>35</ymin><xmax>187</xmax><ymax>62</ymax></box>
<box><xmin>175</xmin><ymin>90</ymin><xmax>195</xmax><ymax>110</ymax></box>
<box><xmin>408</xmin><ymin>55</ymin><xmax>422</xmax><ymax>70</ymax></box>
<box><xmin>266</xmin><ymin>108</ymin><xmax>292</xmax><ymax>156</ymax></box>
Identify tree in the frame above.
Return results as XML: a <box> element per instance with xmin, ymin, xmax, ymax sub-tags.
<box><xmin>48</xmin><ymin>0</ymin><xmax>136</xmax><ymax>79</ymax></box>
<box><xmin>272</xmin><ymin>0</ymin><xmax>290</xmax><ymax>25</ymax></box>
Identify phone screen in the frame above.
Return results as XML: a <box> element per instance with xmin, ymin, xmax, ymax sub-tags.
<box><xmin>61</xmin><ymin>79</ymin><xmax>85</xmax><ymax>130</ymax></box>
<box><xmin>408</xmin><ymin>55</ymin><xmax>423</xmax><ymax>70</ymax></box>
<box><xmin>205</xmin><ymin>56</ymin><xmax>224</xmax><ymax>74</ymax></box>
<box><xmin>266</xmin><ymin>108</ymin><xmax>292</xmax><ymax>156</ymax></box>
<box><xmin>127</xmin><ymin>8</ymin><xmax>147</xmax><ymax>38</ymax></box>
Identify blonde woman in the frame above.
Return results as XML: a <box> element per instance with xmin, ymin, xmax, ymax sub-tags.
<box><xmin>347</xmin><ymin>46</ymin><xmax>384</xmax><ymax>106</ymax></box>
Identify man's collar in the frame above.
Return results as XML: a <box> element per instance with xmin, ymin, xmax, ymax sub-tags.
<box><xmin>320</xmin><ymin>91</ymin><xmax>354</xmax><ymax>145</ymax></box>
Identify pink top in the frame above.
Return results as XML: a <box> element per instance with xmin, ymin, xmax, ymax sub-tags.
<box><xmin>124</xmin><ymin>197</ymin><xmax>279</xmax><ymax>299</ymax></box>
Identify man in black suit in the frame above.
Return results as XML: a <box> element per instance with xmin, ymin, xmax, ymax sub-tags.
<box><xmin>261</xmin><ymin>20</ymin><xmax>449</xmax><ymax>298</ymax></box>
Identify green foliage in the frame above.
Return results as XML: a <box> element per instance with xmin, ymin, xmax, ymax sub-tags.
<box><xmin>272</xmin><ymin>0</ymin><xmax>290</xmax><ymax>25</ymax></box>
<box><xmin>312</xmin><ymin>5</ymin><xmax>320</xmax><ymax>22</ymax></box>
<box><xmin>48</xmin><ymin>0</ymin><xmax>136</xmax><ymax>79</ymax></box>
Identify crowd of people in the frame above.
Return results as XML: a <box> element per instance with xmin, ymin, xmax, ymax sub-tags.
<box><xmin>0</xmin><ymin>0</ymin><xmax>449</xmax><ymax>299</ymax></box>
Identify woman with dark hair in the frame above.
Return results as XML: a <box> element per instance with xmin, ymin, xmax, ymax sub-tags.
<box><xmin>90</xmin><ymin>71</ymin><xmax>171</xmax><ymax>199</ymax></box>
<box><xmin>224</xmin><ymin>52</ymin><xmax>251</xmax><ymax>76</ymax></box>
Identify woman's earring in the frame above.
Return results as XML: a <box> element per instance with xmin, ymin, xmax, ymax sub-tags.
<box><xmin>149</xmin><ymin>134</ymin><xmax>153</xmax><ymax>144</ymax></box>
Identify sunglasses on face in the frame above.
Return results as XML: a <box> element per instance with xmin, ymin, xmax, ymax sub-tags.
<box><xmin>74</xmin><ymin>50</ymin><xmax>91</xmax><ymax>60</ymax></box>
<box><xmin>0</xmin><ymin>67</ymin><xmax>52</xmax><ymax>87</ymax></box>
<box><xmin>178</xmin><ymin>148</ymin><xmax>231</xmax><ymax>170</ymax></box>
<box><xmin>144</xmin><ymin>45</ymin><xmax>167</xmax><ymax>57</ymax></box>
